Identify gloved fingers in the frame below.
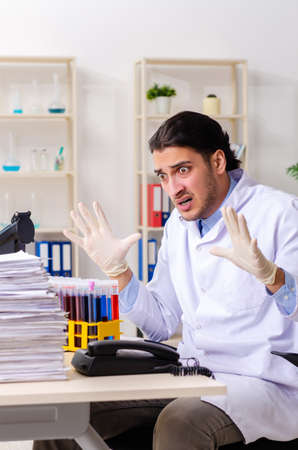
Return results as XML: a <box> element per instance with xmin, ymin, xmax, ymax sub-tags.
<box><xmin>78</xmin><ymin>202</ymin><xmax>99</xmax><ymax>233</ymax></box>
<box><xmin>250</xmin><ymin>237</ymin><xmax>261</xmax><ymax>256</ymax></box>
<box><xmin>227</xmin><ymin>206</ymin><xmax>240</xmax><ymax>235</ymax></box>
<box><xmin>121</xmin><ymin>233</ymin><xmax>141</xmax><ymax>251</ymax></box>
<box><xmin>221</xmin><ymin>206</ymin><xmax>236</xmax><ymax>238</ymax></box>
<box><xmin>63</xmin><ymin>229</ymin><xmax>84</xmax><ymax>248</ymax></box>
<box><xmin>70</xmin><ymin>209</ymin><xmax>91</xmax><ymax>237</ymax></box>
<box><xmin>93</xmin><ymin>201</ymin><xmax>112</xmax><ymax>232</ymax></box>
<box><xmin>238</xmin><ymin>213</ymin><xmax>251</xmax><ymax>243</ymax></box>
<box><xmin>209</xmin><ymin>245</ymin><xmax>232</xmax><ymax>259</ymax></box>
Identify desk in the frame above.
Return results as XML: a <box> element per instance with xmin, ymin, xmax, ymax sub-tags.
<box><xmin>0</xmin><ymin>353</ymin><xmax>226</xmax><ymax>450</ymax></box>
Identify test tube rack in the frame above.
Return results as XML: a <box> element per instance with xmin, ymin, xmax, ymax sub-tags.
<box><xmin>50</xmin><ymin>276</ymin><xmax>121</xmax><ymax>352</ymax></box>
<box><xmin>64</xmin><ymin>319</ymin><xmax>122</xmax><ymax>351</ymax></box>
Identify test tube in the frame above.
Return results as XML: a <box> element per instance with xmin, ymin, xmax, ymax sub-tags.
<box><xmin>95</xmin><ymin>286</ymin><xmax>102</xmax><ymax>322</ymax></box>
<box><xmin>69</xmin><ymin>286</ymin><xmax>76</xmax><ymax>321</ymax></box>
<box><xmin>107</xmin><ymin>287</ymin><xmax>112</xmax><ymax>321</ymax></box>
<box><xmin>112</xmin><ymin>284</ymin><xmax>119</xmax><ymax>320</ymax></box>
<box><xmin>100</xmin><ymin>287</ymin><xmax>108</xmax><ymax>322</ymax></box>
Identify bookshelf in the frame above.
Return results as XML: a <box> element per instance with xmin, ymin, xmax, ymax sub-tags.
<box><xmin>134</xmin><ymin>58</ymin><xmax>248</xmax><ymax>283</ymax></box>
<box><xmin>0</xmin><ymin>56</ymin><xmax>78</xmax><ymax>275</ymax></box>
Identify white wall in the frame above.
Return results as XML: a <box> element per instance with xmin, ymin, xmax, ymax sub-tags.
<box><xmin>0</xmin><ymin>0</ymin><xmax>297</xmax><ymax>282</ymax></box>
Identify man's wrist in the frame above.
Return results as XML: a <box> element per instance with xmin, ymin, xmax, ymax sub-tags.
<box><xmin>109</xmin><ymin>267</ymin><xmax>133</xmax><ymax>292</ymax></box>
<box><xmin>266</xmin><ymin>267</ymin><xmax>285</xmax><ymax>294</ymax></box>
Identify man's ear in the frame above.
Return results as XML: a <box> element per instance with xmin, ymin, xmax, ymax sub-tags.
<box><xmin>211</xmin><ymin>149</ymin><xmax>226</xmax><ymax>174</ymax></box>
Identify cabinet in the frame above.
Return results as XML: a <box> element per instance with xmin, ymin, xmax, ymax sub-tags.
<box><xmin>0</xmin><ymin>56</ymin><xmax>78</xmax><ymax>275</ymax></box>
<box><xmin>134</xmin><ymin>58</ymin><xmax>248</xmax><ymax>283</ymax></box>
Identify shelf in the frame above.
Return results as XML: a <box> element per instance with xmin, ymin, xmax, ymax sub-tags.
<box><xmin>35</xmin><ymin>227</ymin><xmax>75</xmax><ymax>234</ymax></box>
<box><xmin>136</xmin><ymin>58</ymin><xmax>246</xmax><ymax>66</ymax></box>
<box><xmin>0</xmin><ymin>114</ymin><xmax>71</xmax><ymax>120</ymax></box>
<box><xmin>138</xmin><ymin>226</ymin><xmax>164</xmax><ymax>232</ymax></box>
<box><xmin>0</xmin><ymin>56</ymin><xmax>78</xmax><ymax>275</ymax></box>
<box><xmin>0</xmin><ymin>56</ymin><xmax>74</xmax><ymax>64</ymax></box>
<box><xmin>0</xmin><ymin>171</ymin><xmax>74</xmax><ymax>179</ymax></box>
<box><xmin>136</xmin><ymin>114</ymin><xmax>246</xmax><ymax>121</ymax></box>
<box><xmin>134</xmin><ymin>57</ymin><xmax>248</xmax><ymax>284</ymax></box>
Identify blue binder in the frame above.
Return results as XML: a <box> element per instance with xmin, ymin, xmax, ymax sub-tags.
<box><xmin>148</xmin><ymin>239</ymin><xmax>157</xmax><ymax>281</ymax></box>
<box><xmin>162</xmin><ymin>190</ymin><xmax>170</xmax><ymax>226</ymax></box>
<box><xmin>138</xmin><ymin>238</ymin><xmax>143</xmax><ymax>281</ymax></box>
<box><xmin>61</xmin><ymin>241</ymin><xmax>72</xmax><ymax>277</ymax></box>
<box><xmin>35</xmin><ymin>241</ymin><xmax>52</xmax><ymax>273</ymax></box>
<box><xmin>138</xmin><ymin>238</ymin><xmax>157</xmax><ymax>282</ymax></box>
<box><xmin>51</xmin><ymin>242</ymin><xmax>62</xmax><ymax>276</ymax></box>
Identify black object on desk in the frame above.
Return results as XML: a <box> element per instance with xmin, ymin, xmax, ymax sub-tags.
<box><xmin>271</xmin><ymin>350</ymin><xmax>298</xmax><ymax>367</ymax></box>
<box><xmin>0</xmin><ymin>211</ymin><xmax>35</xmax><ymax>255</ymax></box>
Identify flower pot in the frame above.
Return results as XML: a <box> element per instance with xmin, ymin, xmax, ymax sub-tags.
<box><xmin>203</xmin><ymin>96</ymin><xmax>221</xmax><ymax>116</ymax></box>
<box><xmin>155</xmin><ymin>96</ymin><xmax>171</xmax><ymax>115</ymax></box>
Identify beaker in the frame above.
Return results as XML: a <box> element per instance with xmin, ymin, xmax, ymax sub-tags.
<box><xmin>40</xmin><ymin>148</ymin><xmax>49</xmax><ymax>171</ymax></box>
<box><xmin>10</xmin><ymin>85</ymin><xmax>23</xmax><ymax>114</ymax></box>
<box><xmin>3</xmin><ymin>132</ymin><xmax>21</xmax><ymax>171</ymax></box>
<box><xmin>30</xmin><ymin>80</ymin><xmax>43</xmax><ymax>114</ymax></box>
<box><xmin>31</xmin><ymin>148</ymin><xmax>39</xmax><ymax>171</ymax></box>
<box><xmin>48</xmin><ymin>73</ymin><xmax>66</xmax><ymax>114</ymax></box>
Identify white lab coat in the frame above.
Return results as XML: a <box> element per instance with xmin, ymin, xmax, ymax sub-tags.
<box><xmin>123</xmin><ymin>169</ymin><xmax>298</xmax><ymax>443</ymax></box>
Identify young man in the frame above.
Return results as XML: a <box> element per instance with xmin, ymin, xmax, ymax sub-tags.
<box><xmin>35</xmin><ymin>111</ymin><xmax>298</xmax><ymax>450</ymax></box>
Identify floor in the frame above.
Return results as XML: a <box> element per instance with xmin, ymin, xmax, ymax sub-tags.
<box><xmin>0</xmin><ymin>442</ymin><xmax>32</xmax><ymax>449</ymax></box>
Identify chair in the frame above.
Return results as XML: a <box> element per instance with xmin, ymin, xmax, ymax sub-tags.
<box><xmin>221</xmin><ymin>438</ymin><xmax>298</xmax><ymax>449</ymax></box>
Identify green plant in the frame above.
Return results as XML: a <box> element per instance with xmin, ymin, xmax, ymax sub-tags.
<box><xmin>286</xmin><ymin>163</ymin><xmax>298</xmax><ymax>181</ymax></box>
<box><xmin>146</xmin><ymin>83</ymin><xmax>176</xmax><ymax>100</ymax></box>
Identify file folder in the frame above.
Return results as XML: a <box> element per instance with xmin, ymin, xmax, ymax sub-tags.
<box><xmin>162</xmin><ymin>190</ymin><xmax>170</xmax><ymax>226</ymax></box>
<box><xmin>61</xmin><ymin>241</ymin><xmax>72</xmax><ymax>277</ymax></box>
<box><xmin>140</xmin><ymin>184</ymin><xmax>162</xmax><ymax>227</ymax></box>
<box><xmin>148</xmin><ymin>238</ymin><xmax>157</xmax><ymax>281</ymax></box>
<box><xmin>51</xmin><ymin>242</ymin><xmax>62</xmax><ymax>276</ymax></box>
<box><xmin>35</xmin><ymin>241</ymin><xmax>51</xmax><ymax>273</ymax></box>
<box><xmin>138</xmin><ymin>238</ymin><xmax>157</xmax><ymax>282</ymax></box>
<box><xmin>138</xmin><ymin>238</ymin><xmax>143</xmax><ymax>281</ymax></box>
<box><xmin>149</xmin><ymin>184</ymin><xmax>162</xmax><ymax>227</ymax></box>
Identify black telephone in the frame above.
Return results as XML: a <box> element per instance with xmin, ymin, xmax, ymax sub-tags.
<box><xmin>71</xmin><ymin>339</ymin><xmax>214</xmax><ymax>378</ymax></box>
<box><xmin>71</xmin><ymin>339</ymin><xmax>181</xmax><ymax>376</ymax></box>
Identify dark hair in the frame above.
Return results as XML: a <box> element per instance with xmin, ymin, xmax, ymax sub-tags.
<box><xmin>148</xmin><ymin>111</ymin><xmax>240</xmax><ymax>171</ymax></box>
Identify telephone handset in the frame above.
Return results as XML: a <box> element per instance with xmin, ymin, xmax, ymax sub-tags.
<box><xmin>71</xmin><ymin>339</ymin><xmax>181</xmax><ymax>376</ymax></box>
<box><xmin>71</xmin><ymin>339</ymin><xmax>214</xmax><ymax>378</ymax></box>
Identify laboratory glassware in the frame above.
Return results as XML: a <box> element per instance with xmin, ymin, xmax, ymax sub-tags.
<box><xmin>48</xmin><ymin>73</ymin><xmax>66</xmax><ymax>113</ymax></box>
<box><xmin>3</xmin><ymin>132</ymin><xmax>21</xmax><ymax>171</ymax></box>
<box><xmin>40</xmin><ymin>148</ymin><xmax>49</xmax><ymax>171</ymax></box>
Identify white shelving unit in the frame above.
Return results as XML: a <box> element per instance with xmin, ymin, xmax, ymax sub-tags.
<box><xmin>134</xmin><ymin>58</ymin><xmax>248</xmax><ymax>283</ymax></box>
<box><xmin>0</xmin><ymin>56</ymin><xmax>78</xmax><ymax>275</ymax></box>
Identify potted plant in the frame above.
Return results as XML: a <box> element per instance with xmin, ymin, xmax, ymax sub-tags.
<box><xmin>287</xmin><ymin>163</ymin><xmax>298</xmax><ymax>181</ymax></box>
<box><xmin>146</xmin><ymin>83</ymin><xmax>176</xmax><ymax>115</ymax></box>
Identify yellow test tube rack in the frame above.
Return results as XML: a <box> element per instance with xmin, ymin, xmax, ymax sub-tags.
<box><xmin>64</xmin><ymin>319</ymin><xmax>122</xmax><ymax>351</ymax></box>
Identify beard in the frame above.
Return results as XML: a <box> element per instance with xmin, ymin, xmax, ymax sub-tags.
<box><xmin>179</xmin><ymin>171</ymin><xmax>218</xmax><ymax>221</ymax></box>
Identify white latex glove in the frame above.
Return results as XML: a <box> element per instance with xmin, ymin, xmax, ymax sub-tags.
<box><xmin>63</xmin><ymin>201</ymin><xmax>141</xmax><ymax>277</ymax></box>
<box><xmin>210</xmin><ymin>206</ymin><xmax>278</xmax><ymax>285</ymax></box>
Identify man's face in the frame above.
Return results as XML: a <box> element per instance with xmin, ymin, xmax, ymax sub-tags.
<box><xmin>153</xmin><ymin>146</ymin><xmax>224</xmax><ymax>221</ymax></box>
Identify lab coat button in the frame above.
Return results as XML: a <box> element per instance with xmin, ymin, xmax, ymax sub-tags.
<box><xmin>201</xmin><ymin>287</ymin><xmax>206</xmax><ymax>293</ymax></box>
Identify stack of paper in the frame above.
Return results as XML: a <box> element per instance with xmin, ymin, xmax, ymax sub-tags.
<box><xmin>0</xmin><ymin>251</ymin><xmax>67</xmax><ymax>382</ymax></box>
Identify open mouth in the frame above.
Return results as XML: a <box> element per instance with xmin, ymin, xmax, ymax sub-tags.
<box><xmin>177</xmin><ymin>197</ymin><xmax>192</xmax><ymax>211</ymax></box>
<box><xmin>179</xmin><ymin>198</ymin><xmax>191</xmax><ymax>205</ymax></box>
